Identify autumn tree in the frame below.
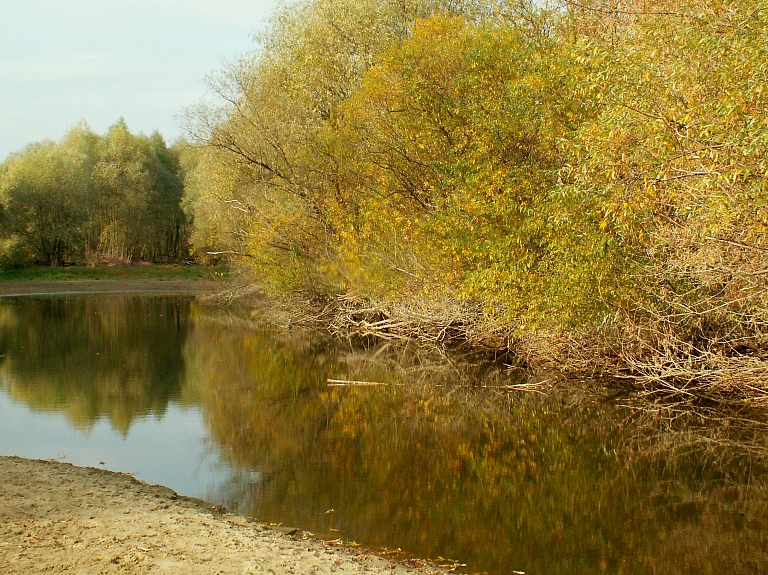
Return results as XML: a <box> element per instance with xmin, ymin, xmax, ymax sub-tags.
<box><xmin>330</xmin><ymin>13</ymin><xmax>623</xmax><ymax>328</ymax></box>
<box><xmin>185</xmin><ymin>0</ymin><xmax>496</xmax><ymax>291</ymax></box>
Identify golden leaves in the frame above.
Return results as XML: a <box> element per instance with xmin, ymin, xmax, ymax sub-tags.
<box><xmin>189</xmin><ymin>0</ymin><xmax>768</xmax><ymax>334</ymax></box>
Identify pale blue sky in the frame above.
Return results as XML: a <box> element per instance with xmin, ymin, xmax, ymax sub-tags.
<box><xmin>0</xmin><ymin>0</ymin><xmax>281</xmax><ymax>161</ymax></box>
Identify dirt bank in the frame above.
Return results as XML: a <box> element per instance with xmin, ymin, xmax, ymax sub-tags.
<box><xmin>0</xmin><ymin>457</ymin><xmax>440</xmax><ymax>575</ymax></box>
<box><xmin>0</xmin><ymin>279</ymin><xmax>229</xmax><ymax>297</ymax></box>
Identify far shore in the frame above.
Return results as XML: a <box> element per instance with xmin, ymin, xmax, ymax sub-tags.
<box><xmin>0</xmin><ymin>277</ymin><xmax>231</xmax><ymax>297</ymax></box>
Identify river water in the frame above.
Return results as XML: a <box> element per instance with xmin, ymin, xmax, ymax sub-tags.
<box><xmin>0</xmin><ymin>294</ymin><xmax>766</xmax><ymax>574</ymax></box>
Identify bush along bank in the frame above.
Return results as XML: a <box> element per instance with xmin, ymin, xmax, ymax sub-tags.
<box><xmin>185</xmin><ymin>0</ymin><xmax>768</xmax><ymax>406</ymax></box>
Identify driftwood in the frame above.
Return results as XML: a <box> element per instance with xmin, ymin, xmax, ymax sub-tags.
<box><xmin>326</xmin><ymin>379</ymin><xmax>402</xmax><ymax>386</ymax></box>
<box><xmin>326</xmin><ymin>378</ymin><xmax>549</xmax><ymax>393</ymax></box>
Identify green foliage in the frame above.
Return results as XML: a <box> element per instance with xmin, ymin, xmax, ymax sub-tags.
<box><xmin>0</xmin><ymin>121</ymin><xmax>190</xmax><ymax>268</ymax></box>
<box><xmin>0</xmin><ymin>141</ymin><xmax>90</xmax><ymax>266</ymax></box>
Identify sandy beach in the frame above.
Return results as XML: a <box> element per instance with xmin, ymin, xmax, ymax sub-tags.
<box><xmin>0</xmin><ymin>456</ymin><xmax>442</xmax><ymax>575</ymax></box>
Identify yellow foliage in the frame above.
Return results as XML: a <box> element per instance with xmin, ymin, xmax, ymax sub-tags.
<box><xmin>189</xmin><ymin>0</ymin><xmax>768</xmax><ymax>337</ymax></box>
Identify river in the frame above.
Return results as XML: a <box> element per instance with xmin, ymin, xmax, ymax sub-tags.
<box><xmin>0</xmin><ymin>294</ymin><xmax>765</xmax><ymax>574</ymax></box>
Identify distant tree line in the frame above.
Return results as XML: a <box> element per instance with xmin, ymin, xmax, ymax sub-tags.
<box><xmin>0</xmin><ymin>120</ymin><xmax>189</xmax><ymax>267</ymax></box>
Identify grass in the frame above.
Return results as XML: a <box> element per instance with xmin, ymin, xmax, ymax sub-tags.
<box><xmin>0</xmin><ymin>264</ymin><xmax>230</xmax><ymax>281</ymax></box>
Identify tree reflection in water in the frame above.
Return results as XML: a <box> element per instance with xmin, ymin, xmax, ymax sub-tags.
<box><xmin>0</xmin><ymin>296</ymin><xmax>766</xmax><ymax>574</ymax></box>
<box><xmin>185</xmin><ymin>317</ymin><xmax>768</xmax><ymax>575</ymax></box>
<box><xmin>0</xmin><ymin>296</ymin><xmax>190</xmax><ymax>434</ymax></box>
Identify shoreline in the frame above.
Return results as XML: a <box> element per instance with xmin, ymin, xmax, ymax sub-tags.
<box><xmin>0</xmin><ymin>456</ymin><xmax>443</xmax><ymax>575</ymax></box>
<box><xmin>0</xmin><ymin>278</ymin><xmax>230</xmax><ymax>297</ymax></box>
<box><xmin>5</xmin><ymin>277</ymin><xmax>765</xmax><ymax>412</ymax></box>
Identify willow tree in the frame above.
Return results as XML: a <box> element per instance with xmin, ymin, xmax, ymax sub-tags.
<box><xmin>330</xmin><ymin>12</ymin><xmax>623</xmax><ymax>328</ymax></box>
<box><xmin>500</xmin><ymin>0</ymin><xmax>768</xmax><ymax>397</ymax></box>
<box><xmin>90</xmin><ymin>120</ymin><xmax>188</xmax><ymax>262</ymax></box>
<box><xmin>0</xmin><ymin>142</ymin><xmax>90</xmax><ymax>266</ymax></box>
<box><xmin>185</xmin><ymin>0</ymin><xmax>500</xmax><ymax>291</ymax></box>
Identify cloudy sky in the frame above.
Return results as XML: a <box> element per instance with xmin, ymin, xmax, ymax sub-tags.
<box><xmin>0</xmin><ymin>0</ymin><xmax>281</xmax><ymax>161</ymax></box>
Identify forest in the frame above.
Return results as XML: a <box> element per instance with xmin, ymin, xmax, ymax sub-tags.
<box><xmin>2</xmin><ymin>0</ymin><xmax>767</xmax><ymax>400</ymax></box>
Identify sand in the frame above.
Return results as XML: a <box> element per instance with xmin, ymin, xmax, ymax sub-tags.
<box><xmin>0</xmin><ymin>457</ymin><xmax>442</xmax><ymax>575</ymax></box>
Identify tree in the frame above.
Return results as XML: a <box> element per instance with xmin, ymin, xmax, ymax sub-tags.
<box><xmin>0</xmin><ymin>142</ymin><xmax>89</xmax><ymax>266</ymax></box>
<box><xmin>185</xmin><ymin>0</ymin><xmax>496</xmax><ymax>291</ymax></box>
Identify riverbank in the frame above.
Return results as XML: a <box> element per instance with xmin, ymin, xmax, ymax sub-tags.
<box><xmin>0</xmin><ymin>278</ymin><xmax>230</xmax><ymax>297</ymax></box>
<box><xmin>0</xmin><ymin>456</ymin><xmax>442</xmax><ymax>575</ymax></box>
<box><xmin>251</xmin><ymin>291</ymin><xmax>768</xmax><ymax>409</ymax></box>
<box><xmin>3</xmin><ymin>273</ymin><xmax>766</xmax><ymax>408</ymax></box>
<box><xmin>0</xmin><ymin>264</ymin><xmax>233</xmax><ymax>297</ymax></box>
<box><xmin>0</xmin><ymin>264</ymin><xmax>229</xmax><ymax>282</ymax></box>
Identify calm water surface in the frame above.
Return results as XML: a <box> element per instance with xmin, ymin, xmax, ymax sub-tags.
<box><xmin>0</xmin><ymin>295</ymin><xmax>766</xmax><ymax>574</ymax></box>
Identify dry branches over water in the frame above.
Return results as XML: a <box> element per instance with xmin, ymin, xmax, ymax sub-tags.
<box><xmin>602</xmin><ymin>233</ymin><xmax>768</xmax><ymax>408</ymax></box>
<box><xmin>325</xmin><ymin>291</ymin><xmax>768</xmax><ymax>408</ymax></box>
<box><xmin>225</xmin><ymin>284</ymin><xmax>768</xmax><ymax>409</ymax></box>
<box><xmin>327</xmin><ymin>292</ymin><xmax>509</xmax><ymax>349</ymax></box>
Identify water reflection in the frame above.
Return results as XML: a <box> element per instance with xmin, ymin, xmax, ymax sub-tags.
<box><xmin>0</xmin><ymin>295</ymin><xmax>766</xmax><ymax>574</ymax></box>
<box><xmin>187</xmin><ymin>314</ymin><xmax>768</xmax><ymax>575</ymax></box>
<box><xmin>0</xmin><ymin>296</ymin><xmax>189</xmax><ymax>433</ymax></box>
